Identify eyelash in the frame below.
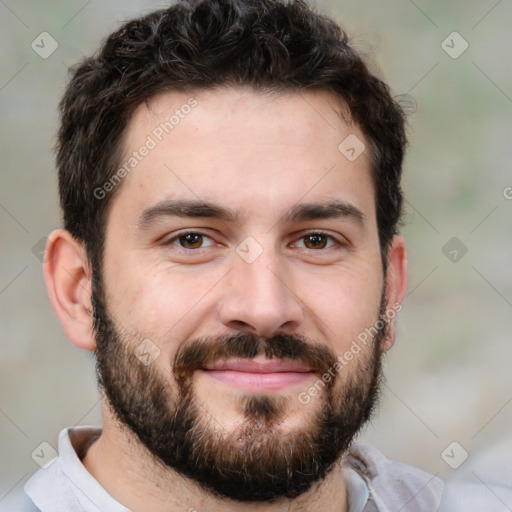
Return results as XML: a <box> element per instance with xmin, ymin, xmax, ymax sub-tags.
<box><xmin>163</xmin><ymin>230</ymin><xmax>346</xmax><ymax>252</ymax></box>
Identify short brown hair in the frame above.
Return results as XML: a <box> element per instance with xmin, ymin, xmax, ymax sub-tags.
<box><xmin>56</xmin><ymin>0</ymin><xmax>407</xmax><ymax>272</ymax></box>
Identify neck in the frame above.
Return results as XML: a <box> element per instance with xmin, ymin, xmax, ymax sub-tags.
<box><xmin>81</xmin><ymin>403</ymin><xmax>349</xmax><ymax>512</ymax></box>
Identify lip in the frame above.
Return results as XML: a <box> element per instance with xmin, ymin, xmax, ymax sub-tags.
<box><xmin>200</xmin><ymin>357</ymin><xmax>314</xmax><ymax>391</ymax></box>
<box><xmin>202</xmin><ymin>357</ymin><xmax>312</xmax><ymax>373</ymax></box>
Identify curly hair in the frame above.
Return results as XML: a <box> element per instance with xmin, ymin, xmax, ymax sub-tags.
<box><xmin>56</xmin><ymin>0</ymin><xmax>407</xmax><ymax>273</ymax></box>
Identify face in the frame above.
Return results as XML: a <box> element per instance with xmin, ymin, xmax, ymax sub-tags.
<box><xmin>92</xmin><ymin>87</ymin><xmax>392</xmax><ymax>501</ymax></box>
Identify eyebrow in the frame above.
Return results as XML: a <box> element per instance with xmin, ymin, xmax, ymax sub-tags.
<box><xmin>137</xmin><ymin>198</ymin><xmax>366</xmax><ymax>228</ymax></box>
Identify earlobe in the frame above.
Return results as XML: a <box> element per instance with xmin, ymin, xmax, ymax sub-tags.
<box><xmin>381</xmin><ymin>234</ymin><xmax>408</xmax><ymax>352</ymax></box>
<box><xmin>43</xmin><ymin>229</ymin><xmax>96</xmax><ymax>351</ymax></box>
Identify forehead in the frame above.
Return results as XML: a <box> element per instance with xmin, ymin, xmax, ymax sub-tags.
<box><xmin>108</xmin><ymin>86</ymin><xmax>375</xmax><ymax>229</ymax></box>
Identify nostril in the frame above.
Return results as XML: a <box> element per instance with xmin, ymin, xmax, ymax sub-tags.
<box><xmin>227</xmin><ymin>320</ymin><xmax>254</xmax><ymax>331</ymax></box>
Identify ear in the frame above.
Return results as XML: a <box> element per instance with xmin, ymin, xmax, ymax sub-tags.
<box><xmin>381</xmin><ymin>234</ymin><xmax>408</xmax><ymax>352</ymax></box>
<box><xmin>43</xmin><ymin>229</ymin><xmax>96</xmax><ymax>351</ymax></box>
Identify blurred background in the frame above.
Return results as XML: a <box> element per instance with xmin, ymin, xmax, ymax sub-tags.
<box><xmin>1</xmin><ymin>0</ymin><xmax>511</xmax><ymax>505</ymax></box>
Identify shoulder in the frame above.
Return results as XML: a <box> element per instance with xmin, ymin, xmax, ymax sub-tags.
<box><xmin>348</xmin><ymin>443</ymin><xmax>512</xmax><ymax>512</ymax></box>
<box><xmin>348</xmin><ymin>443</ymin><xmax>445</xmax><ymax>492</ymax></box>
<box><xmin>347</xmin><ymin>443</ymin><xmax>444</xmax><ymax>510</ymax></box>
<box><xmin>439</xmin><ymin>481</ymin><xmax>512</xmax><ymax>511</ymax></box>
<box><xmin>0</xmin><ymin>487</ymin><xmax>40</xmax><ymax>512</ymax></box>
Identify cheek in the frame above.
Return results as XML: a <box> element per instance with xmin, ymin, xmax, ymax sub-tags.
<box><xmin>297</xmin><ymin>265</ymin><xmax>383</xmax><ymax>353</ymax></box>
<box><xmin>103</xmin><ymin>258</ymin><xmax>225</xmax><ymax>344</ymax></box>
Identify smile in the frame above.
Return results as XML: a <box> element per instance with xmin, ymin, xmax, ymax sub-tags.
<box><xmin>199</xmin><ymin>357</ymin><xmax>314</xmax><ymax>391</ymax></box>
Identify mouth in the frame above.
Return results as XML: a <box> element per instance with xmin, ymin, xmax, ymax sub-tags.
<box><xmin>199</xmin><ymin>356</ymin><xmax>314</xmax><ymax>391</ymax></box>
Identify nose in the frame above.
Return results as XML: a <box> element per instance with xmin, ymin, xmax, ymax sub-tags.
<box><xmin>218</xmin><ymin>248</ymin><xmax>304</xmax><ymax>338</ymax></box>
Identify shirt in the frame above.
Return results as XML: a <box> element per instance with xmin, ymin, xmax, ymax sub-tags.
<box><xmin>344</xmin><ymin>466</ymin><xmax>370</xmax><ymax>512</ymax></box>
<box><xmin>5</xmin><ymin>425</ymin><xmax>512</xmax><ymax>511</ymax></box>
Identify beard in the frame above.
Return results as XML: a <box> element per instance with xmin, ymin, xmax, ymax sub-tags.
<box><xmin>91</xmin><ymin>275</ymin><xmax>388</xmax><ymax>503</ymax></box>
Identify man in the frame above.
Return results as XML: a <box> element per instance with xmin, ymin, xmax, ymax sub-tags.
<box><xmin>12</xmin><ymin>0</ymin><xmax>512</xmax><ymax>510</ymax></box>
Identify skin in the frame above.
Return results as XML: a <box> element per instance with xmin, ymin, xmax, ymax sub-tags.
<box><xmin>44</xmin><ymin>87</ymin><xmax>407</xmax><ymax>512</ymax></box>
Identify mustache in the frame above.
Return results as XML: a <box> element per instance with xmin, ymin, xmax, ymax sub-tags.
<box><xmin>172</xmin><ymin>331</ymin><xmax>339</xmax><ymax>381</ymax></box>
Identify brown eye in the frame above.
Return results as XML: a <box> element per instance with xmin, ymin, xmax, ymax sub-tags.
<box><xmin>165</xmin><ymin>231</ymin><xmax>215</xmax><ymax>250</ymax></box>
<box><xmin>178</xmin><ymin>233</ymin><xmax>203</xmax><ymax>249</ymax></box>
<box><xmin>293</xmin><ymin>232</ymin><xmax>340</xmax><ymax>251</ymax></box>
<box><xmin>303</xmin><ymin>234</ymin><xmax>329</xmax><ymax>249</ymax></box>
